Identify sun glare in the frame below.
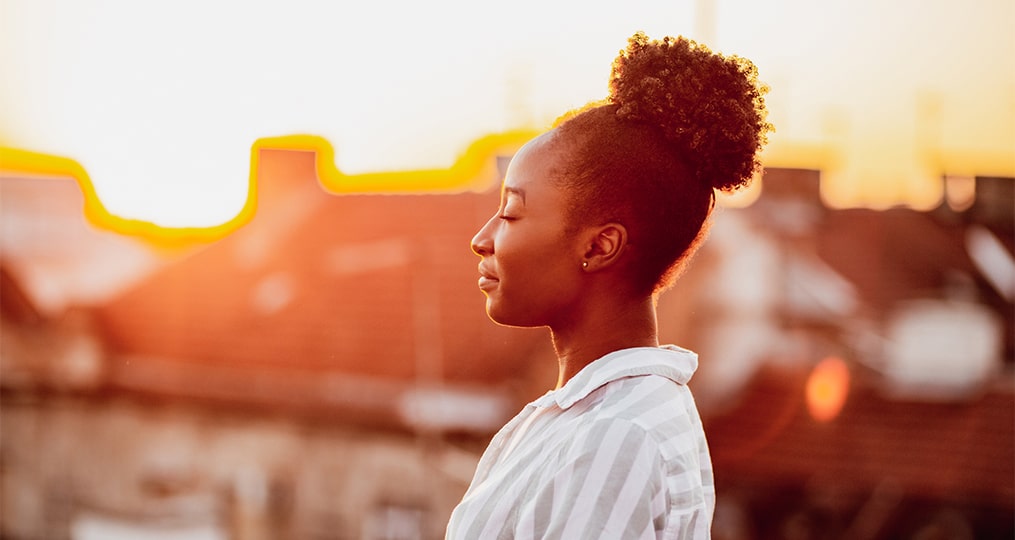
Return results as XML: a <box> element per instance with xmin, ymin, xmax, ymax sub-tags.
<box><xmin>1</xmin><ymin>0</ymin><xmax>1012</xmax><ymax>236</ymax></box>
<box><xmin>805</xmin><ymin>357</ymin><xmax>850</xmax><ymax>423</ymax></box>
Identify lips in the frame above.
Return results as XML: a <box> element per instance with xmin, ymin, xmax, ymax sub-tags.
<box><xmin>478</xmin><ymin>265</ymin><xmax>499</xmax><ymax>290</ymax></box>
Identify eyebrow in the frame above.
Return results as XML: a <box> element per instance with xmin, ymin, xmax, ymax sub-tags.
<box><xmin>504</xmin><ymin>186</ymin><xmax>526</xmax><ymax>203</ymax></box>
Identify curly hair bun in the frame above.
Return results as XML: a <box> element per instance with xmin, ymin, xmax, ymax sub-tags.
<box><xmin>610</xmin><ymin>32</ymin><xmax>773</xmax><ymax>192</ymax></box>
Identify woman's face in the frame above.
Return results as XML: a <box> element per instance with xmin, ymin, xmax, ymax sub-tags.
<box><xmin>470</xmin><ymin>132</ymin><xmax>585</xmax><ymax>328</ymax></box>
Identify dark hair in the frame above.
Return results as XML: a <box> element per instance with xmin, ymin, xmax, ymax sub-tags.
<box><xmin>552</xmin><ymin>32</ymin><xmax>773</xmax><ymax>295</ymax></box>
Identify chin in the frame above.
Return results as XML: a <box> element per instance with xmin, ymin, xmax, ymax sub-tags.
<box><xmin>486</xmin><ymin>302</ymin><xmax>542</xmax><ymax>329</ymax></box>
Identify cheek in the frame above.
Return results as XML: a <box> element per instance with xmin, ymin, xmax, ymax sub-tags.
<box><xmin>490</xmin><ymin>239</ymin><xmax>580</xmax><ymax>325</ymax></box>
<box><xmin>499</xmin><ymin>234</ymin><xmax>566</xmax><ymax>281</ymax></box>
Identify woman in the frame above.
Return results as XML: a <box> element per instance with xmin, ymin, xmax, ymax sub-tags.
<box><xmin>447</xmin><ymin>32</ymin><xmax>772</xmax><ymax>539</ymax></box>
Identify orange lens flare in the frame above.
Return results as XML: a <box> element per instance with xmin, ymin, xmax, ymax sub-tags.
<box><xmin>805</xmin><ymin>356</ymin><xmax>850</xmax><ymax>422</ymax></box>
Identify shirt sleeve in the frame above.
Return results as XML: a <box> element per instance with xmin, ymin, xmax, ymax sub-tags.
<box><xmin>533</xmin><ymin>418</ymin><xmax>667</xmax><ymax>540</ymax></box>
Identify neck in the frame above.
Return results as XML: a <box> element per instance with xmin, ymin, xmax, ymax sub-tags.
<box><xmin>550</xmin><ymin>295</ymin><xmax>659</xmax><ymax>389</ymax></box>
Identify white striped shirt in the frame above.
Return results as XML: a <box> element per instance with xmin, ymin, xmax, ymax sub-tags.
<box><xmin>446</xmin><ymin>346</ymin><xmax>714</xmax><ymax>539</ymax></box>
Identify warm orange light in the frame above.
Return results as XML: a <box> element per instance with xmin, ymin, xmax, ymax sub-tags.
<box><xmin>805</xmin><ymin>357</ymin><xmax>850</xmax><ymax>422</ymax></box>
<box><xmin>0</xmin><ymin>130</ymin><xmax>537</xmax><ymax>246</ymax></box>
<box><xmin>716</xmin><ymin>168</ymin><xmax>764</xmax><ymax>208</ymax></box>
<box><xmin>944</xmin><ymin>174</ymin><xmax>976</xmax><ymax>212</ymax></box>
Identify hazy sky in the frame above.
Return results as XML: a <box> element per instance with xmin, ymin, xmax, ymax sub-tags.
<box><xmin>1</xmin><ymin>0</ymin><xmax>1012</xmax><ymax>226</ymax></box>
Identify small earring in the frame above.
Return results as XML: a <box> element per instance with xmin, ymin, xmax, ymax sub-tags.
<box><xmin>582</xmin><ymin>261</ymin><xmax>589</xmax><ymax>269</ymax></box>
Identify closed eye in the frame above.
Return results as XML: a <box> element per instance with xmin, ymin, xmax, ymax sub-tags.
<box><xmin>498</xmin><ymin>214</ymin><xmax>517</xmax><ymax>221</ymax></box>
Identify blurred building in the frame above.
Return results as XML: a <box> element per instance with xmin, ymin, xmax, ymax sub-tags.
<box><xmin>1</xmin><ymin>157</ymin><xmax>1012</xmax><ymax>539</ymax></box>
<box><xmin>667</xmin><ymin>169</ymin><xmax>1014</xmax><ymax>539</ymax></box>
<box><xmin>2</xmin><ymin>150</ymin><xmax>555</xmax><ymax>539</ymax></box>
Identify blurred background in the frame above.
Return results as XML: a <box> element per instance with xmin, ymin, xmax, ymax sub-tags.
<box><xmin>1</xmin><ymin>0</ymin><xmax>1013</xmax><ymax>539</ymax></box>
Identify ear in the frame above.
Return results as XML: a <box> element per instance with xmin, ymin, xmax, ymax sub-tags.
<box><xmin>581</xmin><ymin>222</ymin><xmax>628</xmax><ymax>272</ymax></box>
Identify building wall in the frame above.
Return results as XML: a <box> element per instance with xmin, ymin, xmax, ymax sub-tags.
<box><xmin>1</xmin><ymin>391</ymin><xmax>479</xmax><ymax>540</ymax></box>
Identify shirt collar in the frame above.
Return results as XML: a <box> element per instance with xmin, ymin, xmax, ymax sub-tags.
<box><xmin>532</xmin><ymin>345</ymin><xmax>699</xmax><ymax>410</ymax></box>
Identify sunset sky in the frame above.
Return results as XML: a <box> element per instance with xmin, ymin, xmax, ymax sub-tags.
<box><xmin>1</xmin><ymin>0</ymin><xmax>1012</xmax><ymax>228</ymax></box>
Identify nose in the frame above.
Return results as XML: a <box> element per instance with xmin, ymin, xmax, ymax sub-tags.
<box><xmin>471</xmin><ymin>216</ymin><xmax>495</xmax><ymax>257</ymax></box>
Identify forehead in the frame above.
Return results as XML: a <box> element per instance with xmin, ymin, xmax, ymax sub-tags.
<box><xmin>503</xmin><ymin>131</ymin><xmax>561</xmax><ymax>194</ymax></box>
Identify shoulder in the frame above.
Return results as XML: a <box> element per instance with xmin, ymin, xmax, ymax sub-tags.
<box><xmin>577</xmin><ymin>373</ymin><xmax>707</xmax><ymax>466</ymax></box>
<box><xmin>581</xmin><ymin>372</ymin><xmax>697</xmax><ymax>429</ymax></box>
<box><xmin>549</xmin><ymin>374</ymin><xmax>698</xmax><ymax>467</ymax></box>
